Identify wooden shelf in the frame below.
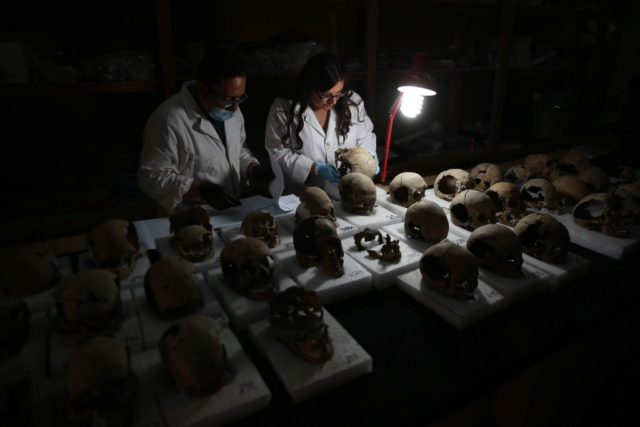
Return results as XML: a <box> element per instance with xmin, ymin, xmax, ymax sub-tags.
<box><xmin>0</xmin><ymin>81</ymin><xmax>162</xmax><ymax>98</ymax></box>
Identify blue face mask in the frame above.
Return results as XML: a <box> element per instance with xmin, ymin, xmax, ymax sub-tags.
<box><xmin>207</xmin><ymin>107</ymin><xmax>234</xmax><ymax>121</ymax></box>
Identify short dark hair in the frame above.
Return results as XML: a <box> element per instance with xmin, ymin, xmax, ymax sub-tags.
<box><xmin>196</xmin><ymin>46</ymin><xmax>248</xmax><ymax>86</ymax></box>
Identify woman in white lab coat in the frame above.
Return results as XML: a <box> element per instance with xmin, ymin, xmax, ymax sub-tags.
<box><xmin>265</xmin><ymin>52</ymin><xmax>378</xmax><ymax>195</ymax></box>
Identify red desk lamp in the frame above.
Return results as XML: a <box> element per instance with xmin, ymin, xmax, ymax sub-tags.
<box><xmin>380</xmin><ymin>52</ymin><xmax>437</xmax><ymax>184</ymax></box>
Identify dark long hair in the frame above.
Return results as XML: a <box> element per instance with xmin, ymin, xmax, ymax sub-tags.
<box><xmin>281</xmin><ymin>52</ymin><xmax>364</xmax><ymax>149</ymax></box>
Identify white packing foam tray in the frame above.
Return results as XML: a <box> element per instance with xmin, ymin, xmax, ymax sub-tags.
<box><xmin>334</xmin><ymin>201</ymin><xmax>403</xmax><ymax>229</ymax></box>
<box><xmin>152</xmin><ymin>327</ymin><xmax>272</xmax><ymax>427</ymax></box>
<box><xmin>273</xmin><ymin>251</ymin><xmax>372</xmax><ymax>305</ymax></box>
<box><xmin>0</xmin><ymin>311</ymin><xmax>49</xmax><ymax>383</ymax></box>
<box><xmin>278</xmin><ymin>211</ymin><xmax>360</xmax><ymax>240</ymax></box>
<box><xmin>48</xmin><ymin>288</ymin><xmax>144</xmax><ymax>375</ymax></box>
<box><xmin>218</xmin><ymin>212</ymin><xmax>297</xmax><ymax>254</ymax></box>
<box><xmin>205</xmin><ymin>268</ymin><xmax>294</xmax><ymax>332</ymax></box>
<box><xmin>424</xmin><ymin>188</ymin><xmax>453</xmax><ymax>209</ymax></box>
<box><xmin>396</xmin><ymin>269</ymin><xmax>506</xmax><ymax>330</ymax></box>
<box><xmin>17</xmin><ymin>255</ymin><xmax>73</xmax><ymax>314</ymax></box>
<box><xmin>132</xmin><ymin>273</ymin><xmax>228</xmax><ymax>349</ymax></box>
<box><xmin>156</xmin><ymin>232</ymin><xmax>225</xmax><ymax>273</ymax></box>
<box><xmin>342</xmin><ymin>234</ymin><xmax>422</xmax><ymax>289</ymax></box>
<box><xmin>247</xmin><ymin>309</ymin><xmax>372</xmax><ymax>403</ymax></box>
<box><xmin>522</xmin><ymin>252</ymin><xmax>591</xmax><ymax>289</ymax></box>
<box><xmin>381</xmin><ymin>222</ymin><xmax>465</xmax><ymax>255</ymax></box>
<box><xmin>374</xmin><ymin>186</ymin><xmax>407</xmax><ymax>217</ymax></box>
<box><xmin>77</xmin><ymin>249</ymin><xmax>151</xmax><ymax>290</ymax></box>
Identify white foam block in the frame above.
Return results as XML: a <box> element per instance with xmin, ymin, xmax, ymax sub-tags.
<box><xmin>424</xmin><ymin>188</ymin><xmax>453</xmax><ymax>208</ymax></box>
<box><xmin>130</xmin><ymin>350</ymin><xmax>174</xmax><ymax>427</ymax></box>
<box><xmin>278</xmin><ymin>212</ymin><xmax>360</xmax><ymax>239</ymax></box>
<box><xmin>48</xmin><ymin>289</ymin><xmax>143</xmax><ymax>375</ymax></box>
<box><xmin>397</xmin><ymin>269</ymin><xmax>506</xmax><ymax>329</ymax></box>
<box><xmin>273</xmin><ymin>251</ymin><xmax>372</xmax><ymax>305</ymax></box>
<box><xmin>247</xmin><ymin>309</ymin><xmax>372</xmax><ymax>403</ymax></box>
<box><xmin>77</xmin><ymin>250</ymin><xmax>151</xmax><ymax>290</ymax></box>
<box><xmin>218</xmin><ymin>213</ymin><xmax>297</xmax><ymax>253</ymax></box>
<box><xmin>156</xmin><ymin>233</ymin><xmax>224</xmax><ymax>273</ymax></box>
<box><xmin>334</xmin><ymin>202</ymin><xmax>403</xmax><ymax>229</ymax></box>
<box><xmin>381</xmin><ymin>222</ymin><xmax>464</xmax><ymax>254</ymax></box>
<box><xmin>0</xmin><ymin>312</ymin><xmax>49</xmax><ymax>382</ymax></box>
<box><xmin>153</xmin><ymin>327</ymin><xmax>272</xmax><ymax>427</ymax></box>
<box><xmin>374</xmin><ymin>186</ymin><xmax>408</xmax><ymax>217</ymax></box>
<box><xmin>342</xmin><ymin>235</ymin><xmax>422</xmax><ymax>289</ymax></box>
<box><xmin>134</xmin><ymin>217</ymin><xmax>171</xmax><ymax>250</ymax></box>
<box><xmin>132</xmin><ymin>274</ymin><xmax>228</xmax><ymax>349</ymax></box>
<box><xmin>522</xmin><ymin>252</ymin><xmax>591</xmax><ymax>288</ymax></box>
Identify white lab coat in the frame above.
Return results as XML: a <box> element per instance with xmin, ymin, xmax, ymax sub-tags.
<box><xmin>138</xmin><ymin>81</ymin><xmax>257</xmax><ymax>213</ymax></box>
<box><xmin>264</xmin><ymin>91</ymin><xmax>377</xmax><ymax>194</ymax></box>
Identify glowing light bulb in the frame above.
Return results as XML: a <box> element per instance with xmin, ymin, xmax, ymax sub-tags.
<box><xmin>400</xmin><ymin>92</ymin><xmax>424</xmax><ymax>118</ymax></box>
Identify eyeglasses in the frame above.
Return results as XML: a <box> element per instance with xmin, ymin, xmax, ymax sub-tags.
<box><xmin>316</xmin><ymin>90</ymin><xmax>345</xmax><ymax>103</ymax></box>
<box><xmin>209</xmin><ymin>90</ymin><xmax>249</xmax><ymax>108</ymax></box>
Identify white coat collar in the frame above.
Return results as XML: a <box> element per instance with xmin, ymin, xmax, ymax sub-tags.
<box><xmin>302</xmin><ymin>105</ymin><xmax>336</xmax><ymax>139</ymax></box>
<box><xmin>179</xmin><ymin>80</ymin><xmax>239</xmax><ymax>142</ymax></box>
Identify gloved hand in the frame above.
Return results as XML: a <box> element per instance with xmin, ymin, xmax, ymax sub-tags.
<box><xmin>315</xmin><ymin>162</ymin><xmax>341</xmax><ymax>184</ymax></box>
<box><xmin>199</xmin><ymin>181</ymin><xmax>241</xmax><ymax>210</ymax></box>
<box><xmin>250</xmin><ymin>162</ymin><xmax>276</xmax><ymax>182</ymax></box>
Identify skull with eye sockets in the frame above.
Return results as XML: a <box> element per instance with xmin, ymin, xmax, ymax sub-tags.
<box><xmin>525</xmin><ymin>154</ymin><xmax>560</xmax><ymax>180</ymax></box>
<box><xmin>220</xmin><ymin>237</ymin><xmax>278</xmax><ymax>301</ymax></box>
<box><xmin>485</xmin><ymin>181</ymin><xmax>525</xmax><ymax>227</ymax></box>
<box><xmin>269</xmin><ymin>286</ymin><xmax>333</xmax><ymax>363</ymax></box>
<box><xmin>339</xmin><ymin>172</ymin><xmax>377</xmax><ymax>214</ymax></box>
<box><xmin>552</xmin><ymin>175</ymin><xmax>591</xmax><ymax>209</ymax></box>
<box><xmin>578</xmin><ymin>167</ymin><xmax>610</xmax><ymax>193</ymax></box>
<box><xmin>293</xmin><ymin>216</ymin><xmax>344</xmax><ymax>277</ymax></box>
<box><xmin>433</xmin><ymin>168</ymin><xmax>473</xmax><ymax>201</ymax></box>
<box><xmin>470</xmin><ymin>163</ymin><xmax>503</xmax><ymax>191</ymax></box>
<box><xmin>450</xmin><ymin>189</ymin><xmax>497</xmax><ymax>231</ymax></box>
<box><xmin>467</xmin><ymin>224</ymin><xmax>524</xmax><ymax>278</ymax></box>
<box><xmin>419</xmin><ymin>240</ymin><xmax>479</xmax><ymax>300</ymax></box>
<box><xmin>504</xmin><ymin>164</ymin><xmax>533</xmax><ymax>185</ymax></box>
<box><xmin>611</xmin><ymin>182</ymin><xmax>640</xmax><ymax>224</ymax></box>
<box><xmin>169</xmin><ymin>205</ymin><xmax>212</xmax><ymax>234</ymax></box>
<box><xmin>144</xmin><ymin>256</ymin><xmax>203</xmax><ymax>319</ymax></box>
<box><xmin>335</xmin><ymin>147</ymin><xmax>377</xmax><ymax>178</ymax></box>
<box><xmin>521</xmin><ymin>178</ymin><xmax>561</xmax><ymax>212</ymax></box>
<box><xmin>241</xmin><ymin>210</ymin><xmax>280</xmax><ymax>248</ymax></box>
<box><xmin>404</xmin><ymin>200</ymin><xmax>449</xmax><ymax>243</ymax></box>
<box><xmin>389</xmin><ymin>172</ymin><xmax>427</xmax><ymax>207</ymax></box>
<box><xmin>558</xmin><ymin>149</ymin><xmax>590</xmax><ymax>175</ymax></box>
<box><xmin>295</xmin><ymin>187</ymin><xmax>336</xmax><ymax>225</ymax></box>
<box><xmin>572</xmin><ymin>193</ymin><xmax>628</xmax><ymax>238</ymax></box>
<box><xmin>87</xmin><ymin>219</ymin><xmax>141</xmax><ymax>280</ymax></box>
<box><xmin>171</xmin><ymin>224</ymin><xmax>214</xmax><ymax>263</ymax></box>
<box><xmin>514</xmin><ymin>213</ymin><xmax>569</xmax><ymax>263</ymax></box>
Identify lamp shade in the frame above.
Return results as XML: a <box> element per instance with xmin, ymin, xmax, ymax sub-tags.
<box><xmin>397</xmin><ymin>52</ymin><xmax>437</xmax><ymax>96</ymax></box>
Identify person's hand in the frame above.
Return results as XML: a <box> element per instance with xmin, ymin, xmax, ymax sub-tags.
<box><xmin>250</xmin><ymin>162</ymin><xmax>276</xmax><ymax>182</ymax></box>
<box><xmin>199</xmin><ymin>181</ymin><xmax>241</xmax><ymax>210</ymax></box>
<box><xmin>315</xmin><ymin>162</ymin><xmax>341</xmax><ymax>184</ymax></box>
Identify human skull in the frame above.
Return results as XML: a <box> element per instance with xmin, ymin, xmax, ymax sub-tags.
<box><xmin>0</xmin><ymin>298</ymin><xmax>30</xmax><ymax>358</ymax></box>
<box><xmin>220</xmin><ymin>237</ymin><xmax>277</xmax><ymax>300</ymax></box>
<box><xmin>160</xmin><ymin>315</ymin><xmax>232</xmax><ymax>397</ymax></box>
<box><xmin>470</xmin><ymin>163</ymin><xmax>503</xmax><ymax>191</ymax></box>
<box><xmin>241</xmin><ymin>210</ymin><xmax>280</xmax><ymax>248</ymax></box>
<box><xmin>67</xmin><ymin>337</ymin><xmax>138</xmax><ymax>427</ymax></box>
<box><xmin>389</xmin><ymin>172</ymin><xmax>427</xmax><ymax>207</ymax></box>
<box><xmin>0</xmin><ymin>247</ymin><xmax>60</xmax><ymax>297</ymax></box>
<box><xmin>419</xmin><ymin>240</ymin><xmax>479</xmax><ymax>300</ymax></box>
<box><xmin>572</xmin><ymin>193</ymin><xmax>628</xmax><ymax>237</ymax></box>
<box><xmin>552</xmin><ymin>175</ymin><xmax>591</xmax><ymax>209</ymax></box>
<box><xmin>450</xmin><ymin>189</ymin><xmax>497</xmax><ymax>230</ymax></box>
<box><xmin>404</xmin><ymin>200</ymin><xmax>449</xmax><ymax>243</ymax></box>
<box><xmin>293</xmin><ymin>216</ymin><xmax>344</xmax><ymax>277</ymax></box>
<box><xmin>55</xmin><ymin>269</ymin><xmax>122</xmax><ymax>334</ymax></box>
<box><xmin>558</xmin><ymin>149</ymin><xmax>590</xmax><ymax>175</ymax></box>
<box><xmin>514</xmin><ymin>213</ymin><xmax>569</xmax><ymax>263</ymax></box>
<box><xmin>504</xmin><ymin>164</ymin><xmax>533</xmax><ymax>185</ymax></box>
<box><xmin>339</xmin><ymin>172</ymin><xmax>376</xmax><ymax>214</ymax></box>
<box><xmin>335</xmin><ymin>147</ymin><xmax>377</xmax><ymax>178</ymax></box>
<box><xmin>613</xmin><ymin>166</ymin><xmax>637</xmax><ymax>184</ymax></box>
<box><xmin>467</xmin><ymin>224</ymin><xmax>524</xmax><ymax>278</ymax></box>
<box><xmin>578</xmin><ymin>167</ymin><xmax>609</xmax><ymax>193</ymax></box>
<box><xmin>433</xmin><ymin>169</ymin><xmax>473</xmax><ymax>201</ymax></box>
<box><xmin>525</xmin><ymin>154</ymin><xmax>559</xmax><ymax>180</ymax></box>
<box><xmin>485</xmin><ymin>182</ymin><xmax>525</xmax><ymax>226</ymax></box>
<box><xmin>86</xmin><ymin>219</ymin><xmax>141</xmax><ymax>280</ymax></box>
<box><xmin>611</xmin><ymin>182</ymin><xmax>640</xmax><ymax>224</ymax></box>
<box><xmin>144</xmin><ymin>256</ymin><xmax>203</xmax><ymax>318</ymax></box>
<box><xmin>521</xmin><ymin>178</ymin><xmax>561</xmax><ymax>211</ymax></box>
<box><xmin>295</xmin><ymin>187</ymin><xmax>336</xmax><ymax>225</ymax></box>
<box><xmin>269</xmin><ymin>286</ymin><xmax>333</xmax><ymax>363</ymax></box>
<box><xmin>169</xmin><ymin>205</ymin><xmax>212</xmax><ymax>234</ymax></box>
<box><xmin>171</xmin><ymin>224</ymin><xmax>214</xmax><ymax>262</ymax></box>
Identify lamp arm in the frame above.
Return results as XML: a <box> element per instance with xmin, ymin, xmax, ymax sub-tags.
<box><xmin>380</xmin><ymin>94</ymin><xmax>403</xmax><ymax>184</ymax></box>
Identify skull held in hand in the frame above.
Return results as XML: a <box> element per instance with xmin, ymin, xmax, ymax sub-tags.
<box><xmin>335</xmin><ymin>147</ymin><xmax>377</xmax><ymax>178</ymax></box>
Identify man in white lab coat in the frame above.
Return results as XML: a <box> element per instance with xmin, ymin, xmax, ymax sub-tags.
<box><xmin>138</xmin><ymin>47</ymin><xmax>273</xmax><ymax>214</ymax></box>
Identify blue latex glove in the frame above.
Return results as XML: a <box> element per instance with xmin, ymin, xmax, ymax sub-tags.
<box><xmin>315</xmin><ymin>162</ymin><xmax>341</xmax><ymax>183</ymax></box>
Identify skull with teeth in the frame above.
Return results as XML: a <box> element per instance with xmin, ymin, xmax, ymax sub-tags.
<box><xmin>293</xmin><ymin>216</ymin><xmax>344</xmax><ymax>277</ymax></box>
<box><xmin>339</xmin><ymin>172</ymin><xmax>377</xmax><ymax>214</ymax></box>
<box><xmin>295</xmin><ymin>187</ymin><xmax>336</xmax><ymax>225</ymax></box>
<box><xmin>450</xmin><ymin>189</ymin><xmax>497</xmax><ymax>230</ymax></box>
<box><xmin>485</xmin><ymin>182</ymin><xmax>525</xmax><ymax>226</ymax></box>
<box><xmin>241</xmin><ymin>210</ymin><xmax>280</xmax><ymax>248</ymax></box>
<box><xmin>514</xmin><ymin>213</ymin><xmax>570</xmax><ymax>263</ymax></box>
<box><xmin>611</xmin><ymin>182</ymin><xmax>640</xmax><ymax>224</ymax></box>
<box><xmin>269</xmin><ymin>286</ymin><xmax>333</xmax><ymax>363</ymax></box>
<box><xmin>578</xmin><ymin>167</ymin><xmax>610</xmax><ymax>193</ymax></box>
<box><xmin>467</xmin><ymin>224</ymin><xmax>524</xmax><ymax>278</ymax></box>
<box><xmin>552</xmin><ymin>175</ymin><xmax>591</xmax><ymax>209</ymax></box>
<box><xmin>404</xmin><ymin>200</ymin><xmax>449</xmax><ymax>243</ymax></box>
<box><xmin>171</xmin><ymin>224</ymin><xmax>214</xmax><ymax>262</ymax></box>
<box><xmin>160</xmin><ymin>315</ymin><xmax>233</xmax><ymax>397</ymax></box>
<box><xmin>144</xmin><ymin>256</ymin><xmax>203</xmax><ymax>319</ymax></box>
<box><xmin>558</xmin><ymin>149</ymin><xmax>590</xmax><ymax>175</ymax></box>
<box><xmin>572</xmin><ymin>193</ymin><xmax>628</xmax><ymax>238</ymax></box>
<box><xmin>221</xmin><ymin>237</ymin><xmax>278</xmax><ymax>300</ymax></box>
<box><xmin>0</xmin><ymin>247</ymin><xmax>60</xmax><ymax>297</ymax></box>
<box><xmin>521</xmin><ymin>178</ymin><xmax>561</xmax><ymax>212</ymax></box>
<box><xmin>420</xmin><ymin>240</ymin><xmax>479</xmax><ymax>300</ymax></box>
<box><xmin>335</xmin><ymin>147</ymin><xmax>377</xmax><ymax>178</ymax></box>
<box><xmin>434</xmin><ymin>168</ymin><xmax>473</xmax><ymax>201</ymax></box>
<box><xmin>470</xmin><ymin>163</ymin><xmax>503</xmax><ymax>191</ymax></box>
<box><xmin>525</xmin><ymin>154</ymin><xmax>560</xmax><ymax>180</ymax></box>
<box><xmin>169</xmin><ymin>206</ymin><xmax>212</xmax><ymax>234</ymax></box>
<box><xmin>87</xmin><ymin>219</ymin><xmax>141</xmax><ymax>280</ymax></box>
<box><xmin>389</xmin><ymin>172</ymin><xmax>427</xmax><ymax>207</ymax></box>
<box><xmin>504</xmin><ymin>164</ymin><xmax>533</xmax><ymax>185</ymax></box>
